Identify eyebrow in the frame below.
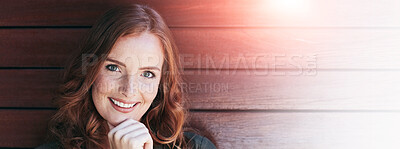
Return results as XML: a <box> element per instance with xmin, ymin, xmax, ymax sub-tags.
<box><xmin>139</xmin><ymin>66</ymin><xmax>161</xmax><ymax>71</ymax></box>
<box><xmin>106</xmin><ymin>58</ymin><xmax>161</xmax><ymax>71</ymax></box>
<box><xmin>106</xmin><ymin>58</ymin><xmax>126</xmax><ymax>67</ymax></box>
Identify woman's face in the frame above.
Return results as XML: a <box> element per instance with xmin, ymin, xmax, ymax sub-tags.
<box><xmin>92</xmin><ymin>32</ymin><xmax>164</xmax><ymax>127</ymax></box>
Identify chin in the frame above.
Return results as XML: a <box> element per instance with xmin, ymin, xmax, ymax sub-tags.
<box><xmin>106</xmin><ymin>116</ymin><xmax>127</xmax><ymax>126</ymax></box>
<box><xmin>106</xmin><ymin>113</ymin><xmax>140</xmax><ymax>126</ymax></box>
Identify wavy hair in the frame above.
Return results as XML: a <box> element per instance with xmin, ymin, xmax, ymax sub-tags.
<box><xmin>48</xmin><ymin>4</ymin><xmax>187</xmax><ymax>149</ymax></box>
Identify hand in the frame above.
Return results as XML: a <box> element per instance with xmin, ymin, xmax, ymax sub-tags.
<box><xmin>108</xmin><ymin>119</ymin><xmax>153</xmax><ymax>149</ymax></box>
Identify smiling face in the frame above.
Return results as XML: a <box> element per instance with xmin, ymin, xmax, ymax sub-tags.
<box><xmin>92</xmin><ymin>32</ymin><xmax>164</xmax><ymax>127</ymax></box>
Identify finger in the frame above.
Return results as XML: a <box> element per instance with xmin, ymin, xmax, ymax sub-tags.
<box><xmin>144</xmin><ymin>139</ymin><xmax>153</xmax><ymax>149</ymax></box>
<box><xmin>125</xmin><ymin>132</ymin><xmax>152</xmax><ymax>149</ymax></box>
<box><xmin>144</xmin><ymin>132</ymin><xmax>153</xmax><ymax>149</ymax></box>
<box><xmin>108</xmin><ymin>119</ymin><xmax>138</xmax><ymax>140</ymax></box>
<box><xmin>123</xmin><ymin>127</ymin><xmax>148</xmax><ymax>138</ymax></box>
<box><xmin>144</xmin><ymin>143</ymin><xmax>152</xmax><ymax>149</ymax></box>
<box><xmin>108</xmin><ymin>138</ymin><xmax>116</xmax><ymax>149</ymax></box>
<box><xmin>120</xmin><ymin>124</ymin><xmax>148</xmax><ymax>143</ymax></box>
<box><xmin>107</xmin><ymin>122</ymin><xmax>115</xmax><ymax>130</ymax></box>
<box><xmin>108</xmin><ymin>119</ymin><xmax>139</xmax><ymax>142</ymax></box>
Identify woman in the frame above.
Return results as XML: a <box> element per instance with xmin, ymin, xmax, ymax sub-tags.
<box><xmin>36</xmin><ymin>4</ymin><xmax>217</xmax><ymax>149</ymax></box>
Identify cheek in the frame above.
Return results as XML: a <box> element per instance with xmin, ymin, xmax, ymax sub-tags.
<box><xmin>92</xmin><ymin>75</ymin><xmax>119</xmax><ymax>103</ymax></box>
<box><xmin>93</xmin><ymin>75</ymin><xmax>118</xmax><ymax>95</ymax></box>
<box><xmin>138</xmin><ymin>80</ymin><xmax>160</xmax><ymax>102</ymax></box>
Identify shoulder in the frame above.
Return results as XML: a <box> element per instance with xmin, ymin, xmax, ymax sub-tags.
<box><xmin>35</xmin><ymin>142</ymin><xmax>59</xmax><ymax>149</ymax></box>
<box><xmin>184</xmin><ymin>131</ymin><xmax>217</xmax><ymax>149</ymax></box>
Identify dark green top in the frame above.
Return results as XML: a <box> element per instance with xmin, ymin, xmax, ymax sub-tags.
<box><xmin>36</xmin><ymin>132</ymin><xmax>217</xmax><ymax>149</ymax></box>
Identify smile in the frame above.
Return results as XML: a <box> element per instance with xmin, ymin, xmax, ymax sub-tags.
<box><xmin>108</xmin><ymin>97</ymin><xmax>139</xmax><ymax>113</ymax></box>
<box><xmin>110</xmin><ymin>98</ymin><xmax>137</xmax><ymax>108</ymax></box>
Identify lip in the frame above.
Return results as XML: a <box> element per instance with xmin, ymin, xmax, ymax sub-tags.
<box><xmin>108</xmin><ymin>97</ymin><xmax>139</xmax><ymax>113</ymax></box>
<box><xmin>110</xmin><ymin>97</ymin><xmax>138</xmax><ymax>104</ymax></box>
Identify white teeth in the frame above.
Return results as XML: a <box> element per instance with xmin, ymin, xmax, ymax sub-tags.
<box><xmin>110</xmin><ymin>98</ymin><xmax>136</xmax><ymax>108</ymax></box>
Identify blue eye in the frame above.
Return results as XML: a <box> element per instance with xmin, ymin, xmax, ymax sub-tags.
<box><xmin>106</xmin><ymin>64</ymin><xmax>120</xmax><ymax>72</ymax></box>
<box><xmin>142</xmin><ymin>71</ymin><xmax>155</xmax><ymax>78</ymax></box>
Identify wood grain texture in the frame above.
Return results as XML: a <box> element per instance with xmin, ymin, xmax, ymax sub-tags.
<box><xmin>1</xmin><ymin>1</ymin><xmax>400</xmax><ymax>148</ymax></box>
<box><xmin>0</xmin><ymin>29</ymin><xmax>85</xmax><ymax>67</ymax></box>
<box><xmin>0</xmin><ymin>70</ymin><xmax>61</xmax><ymax>108</ymax></box>
<box><xmin>2</xmin><ymin>69</ymin><xmax>399</xmax><ymax>110</ymax></box>
<box><xmin>0</xmin><ymin>0</ymin><xmax>399</xmax><ymax>27</ymax></box>
<box><xmin>2</xmin><ymin>110</ymin><xmax>400</xmax><ymax>149</ymax></box>
<box><xmin>183</xmin><ymin>70</ymin><xmax>400</xmax><ymax>110</ymax></box>
<box><xmin>188</xmin><ymin>111</ymin><xmax>400</xmax><ymax>149</ymax></box>
<box><xmin>0</xmin><ymin>110</ymin><xmax>55</xmax><ymax>148</ymax></box>
<box><xmin>1</xmin><ymin>28</ymin><xmax>400</xmax><ymax>69</ymax></box>
<box><xmin>175</xmin><ymin>28</ymin><xmax>400</xmax><ymax>69</ymax></box>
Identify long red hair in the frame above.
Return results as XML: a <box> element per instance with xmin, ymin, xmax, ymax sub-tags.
<box><xmin>48</xmin><ymin>4</ymin><xmax>187</xmax><ymax>149</ymax></box>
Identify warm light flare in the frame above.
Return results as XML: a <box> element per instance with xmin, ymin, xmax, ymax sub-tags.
<box><xmin>268</xmin><ymin>0</ymin><xmax>310</xmax><ymax>15</ymax></box>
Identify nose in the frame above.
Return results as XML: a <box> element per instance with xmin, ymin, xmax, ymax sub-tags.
<box><xmin>118</xmin><ymin>74</ymin><xmax>138</xmax><ymax>98</ymax></box>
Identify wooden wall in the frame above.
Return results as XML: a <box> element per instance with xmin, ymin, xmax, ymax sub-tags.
<box><xmin>1</xmin><ymin>0</ymin><xmax>400</xmax><ymax>148</ymax></box>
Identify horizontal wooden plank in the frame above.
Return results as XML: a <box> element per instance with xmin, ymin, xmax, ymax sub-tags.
<box><xmin>0</xmin><ymin>70</ymin><xmax>61</xmax><ymax>108</ymax></box>
<box><xmin>1</xmin><ymin>28</ymin><xmax>400</xmax><ymax>69</ymax></box>
<box><xmin>184</xmin><ymin>70</ymin><xmax>400</xmax><ymax>110</ymax></box>
<box><xmin>0</xmin><ymin>110</ymin><xmax>55</xmax><ymax>148</ymax></box>
<box><xmin>2</xmin><ymin>110</ymin><xmax>400</xmax><ymax>148</ymax></box>
<box><xmin>0</xmin><ymin>29</ymin><xmax>85</xmax><ymax>67</ymax></box>
<box><xmin>0</xmin><ymin>0</ymin><xmax>400</xmax><ymax>27</ymax></box>
<box><xmin>1</xmin><ymin>69</ymin><xmax>400</xmax><ymax>110</ymax></box>
<box><xmin>188</xmin><ymin>111</ymin><xmax>400</xmax><ymax>149</ymax></box>
<box><xmin>175</xmin><ymin>28</ymin><xmax>400</xmax><ymax>69</ymax></box>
